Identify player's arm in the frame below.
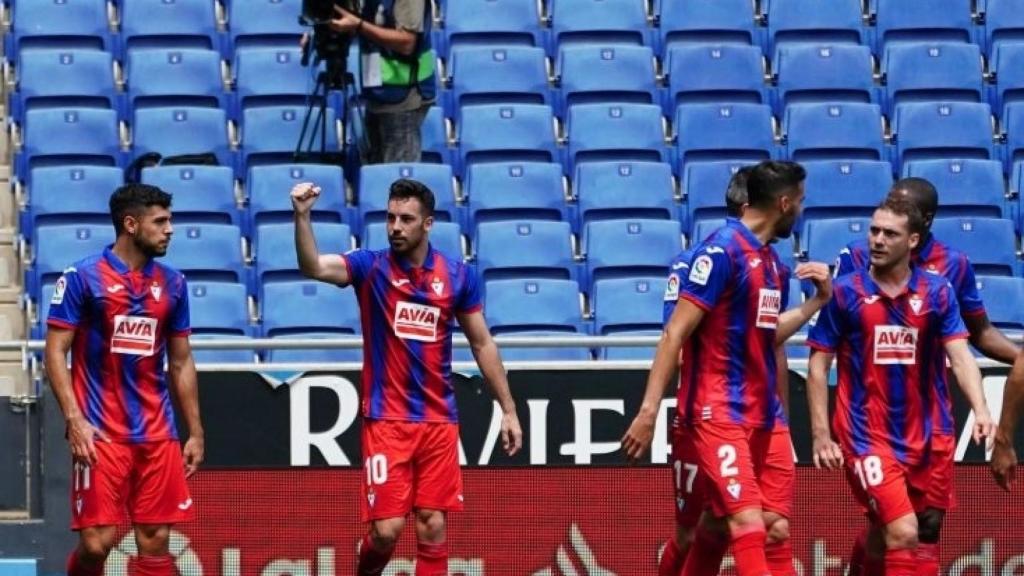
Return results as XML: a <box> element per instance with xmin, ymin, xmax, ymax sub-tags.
<box><xmin>945</xmin><ymin>337</ymin><xmax>994</xmax><ymax>446</ymax></box>
<box><xmin>806</xmin><ymin>349</ymin><xmax>842</xmax><ymax>469</ymax></box>
<box><xmin>776</xmin><ymin>345</ymin><xmax>790</xmax><ymax>417</ymax></box>
<box><xmin>329</xmin><ymin>5</ymin><xmax>418</xmax><ymax>56</ymax></box>
<box><xmin>292</xmin><ymin>182</ymin><xmax>351</xmax><ymax>286</ymax></box>
<box><xmin>964</xmin><ymin>312</ymin><xmax>1020</xmax><ymax>365</ymax></box>
<box><xmin>457</xmin><ymin>310</ymin><xmax>522</xmax><ymax>456</ymax></box>
<box><xmin>45</xmin><ymin>327</ymin><xmax>107</xmax><ymax>466</ymax></box>
<box><xmin>167</xmin><ymin>336</ymin><xmax>204</xmax><ymax>477</ymax></box>
<box><xmin>776</xmin><ymin>261</ymin><xmax>832</xmax><ymax>345</ymax></box>
<box><xmin>621</xmin><ymin>298</ymin><xmax>706</xmax><ymax>462</ymax></box>
<box><xmin>992</xmin><ymin>348</ymin><xmax>1024</xmax><ymax>490</ymax></box>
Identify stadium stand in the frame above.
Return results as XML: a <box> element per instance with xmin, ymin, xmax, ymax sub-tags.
<box><xmin>764</xmin><ymin>0</ymin><xmax>865</xmax><ymax>59</ymax></box>
<box><xmin>655</xmin><ymin>0</ymin><xmax>759</xmax><ymax>57</ymax></box>
<box><xmin>466</xmin><ymin>162</ymin><xmax>567</xmax><ymax>230</ymax></box>
<box><xmin>663</xmin><ymin>44</ymin><xmax>766</xmax><ymax>114</ymax></box>
<box><xmin>773</xmin><ymin>44</ymin><xmax>876</xmax><ymax>114</ymax></box>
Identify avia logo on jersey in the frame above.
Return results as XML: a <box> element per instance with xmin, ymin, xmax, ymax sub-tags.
<box><xmin>755</xmin><ymin>288</ymin><xmax>781</xmax><ymax>329</ymax></box>
<box><xmin>873</xmin><ymin>325</ymin><xmax>919</xmax><ymax>365</ymax></box>
<box><xmin>111</xmin><ymin>315</ymin><xmax>158</xmax><ymax>356</ymax></box>
<box><xmin>393</xmin><ymin>302</ymin><xmax>441</xmax><ymax>342</ymax></box>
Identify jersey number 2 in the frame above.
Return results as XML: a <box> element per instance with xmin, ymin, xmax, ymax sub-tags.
<box><xmin>718</xmin><ymin>444</ymin><xmax>739</xmax><ymax>477</ymax></box>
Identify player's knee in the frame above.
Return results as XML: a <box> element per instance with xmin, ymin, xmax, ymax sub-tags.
<box><xmin>415</xmin><ymin>509</ymin><xmax>446</xmax><ymax>541</ymax></box>
<box><xmin>371</xmin><ymin>518</ymin><xmax>405</xmax><ymax>549</ymax></box>
<box><xmin>916</xmin><ymin>509</ymin><xmax>944</xmax><ymax>544</ymax></box>
<box><xmin>765</xmin><ymin>517</ymin><xmax>790</xmax><ymax>544</ymax></box>
<box><xmin>133</xmin><ymin>524</ymin><xmax>170</xmax><ymax>555</ymax></box>
<box><xmin>727</xmin><ymin>508</ymin><xmax>765</xmax><ymax>539</ymax></box>
<box><xmin>78</xmin><ymin>538</ymin><xmax>113</xmax><ymax>562</ymax></box>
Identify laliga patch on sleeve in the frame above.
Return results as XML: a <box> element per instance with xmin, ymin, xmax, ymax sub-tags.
<box><xmin>689</xmin><ymin>255</ymin><xmax>713</xmax><ymax>286</ymax></box>
<box><xmin>664</xmin><ymin>273</ymin><xmax>680</xmax><ymax>301</ymax></box>
<box><xmin>51</xmin><ymin>277</ymin><xmax>67</xmax><ymax>305</ymax></box>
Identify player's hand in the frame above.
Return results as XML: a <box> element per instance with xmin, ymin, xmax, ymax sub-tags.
<box><xmin>500</xmin><ymin>411</ymin><xmax>523</xmax><ymax>456</ymax></box>
<box><xmin>621</xmin><ymin>414</ymin><xmax>655</xmax><ymax>463</ymax></box>
<box><xmin>991</xmin><ymin>435</ymin><xmax>1017</xmax><ymax>492</ymax></box>
<box><xmin>328</xmin><ymin>5</ymin><xmax>362</xmax><ymax>34</ymax></box>
<box><xmin>795</xmin><ymin>262</ymin><xmax>832</xmax><ymax>304</ymax></box>
<box><xmin>972</xmin><ymin>408</ymin><xmax>996</xmax><ymax>448</ymax></box>
<box><xmin>290</xmin><ymin>182</ymin><xmax>321</xmax><ymax>215</ymax></box>
<box><xmin>812</xmin><ymin>433</ymin><xmax>843</xmax><ymax>469</ymax></box>
<box><xmin>67</xmin><ymin>415</ymin><xmax>109</xmax><ymax>466</ymax></box>
<box><xmin>182</xmin><ymin>435</ymin><xmax>204</xmax><ymax>479</ymax></box>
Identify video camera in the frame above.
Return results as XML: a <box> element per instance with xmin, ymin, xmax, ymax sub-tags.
<box><xmin>299</xmin><ymin>0</ymin><xmax>358</xmax><ymax>88</ymax></box>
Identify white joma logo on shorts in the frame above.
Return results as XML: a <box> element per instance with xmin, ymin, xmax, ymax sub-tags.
<box><xmin>177</xmin><ymin>498</ymin><xmax>193</xmax><ymax>510</ymax></box>
<box><xmin>393</xmin><ymin>302</ymin><xmax>441</xmax><ymax>342</ymax></box>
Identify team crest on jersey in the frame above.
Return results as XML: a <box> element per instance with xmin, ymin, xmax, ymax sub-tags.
<box><xmin>431</xmin><ymin>277</ymin><xmax>444</xmax><ymax>296</ymax></box>
<box><xmin>393</xmin><ymin>301</ymin><xmax>441</xmax><ymax>342</ymax></box>
<box><xmin>150</xmin><ymin>282</ymin><xmax>162</xmax><ymax>302</ymax></box>
<box><xmin>689</xmin><ymin>255</ymin><xmax>713</xmax><ymax>285</ymax></box>
<box><xmin>873</xmin><ymin>325</ymin><xmax>918</xmax><ymax>365</ymax></box>
<box><xmin>726</xmin><ymin>478</ymin><xmax>742</xmax><ymax>500</ymax></box>
<box><xmin>664</xmin><ymin>273</ymin><xmax>680</xmax><ymax>301</ymax></box>
<box><xmin>909</xmin><ymin>294</ymin><xmax>924</xmax><ymax>315</ymax></box>
<box><xmin>755</xmin><ymin>288</ymin><xmax>781</xmax><ymax>329</ymax></box>
<box><xmin>111</xmin><ymin>315</ymin><xmax>158</xmax><ymax>356</ymax></box>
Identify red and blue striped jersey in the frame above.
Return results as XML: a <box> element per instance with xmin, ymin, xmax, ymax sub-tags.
<box><xmin>835</xmin><ymin>233</ymin><xmax>983</xmax><ymax>434</ymax></box>
<box><xmin>343</xmin><ymin>245</ymin><xmax>482</xmax><ymax>423</ymax></box>
<box><xmin>808</xmin><ymin>267</ymin><xmax>968</xmax><ymax>464</ymax></box>
<box><xmin>676</xmin><ymin>219</ymin><xmax>791</xmax><ymax>430</ymax></box>
<box><xmin>46</xmin><ymin>247</ymin><xmax>190</xmax><ymax>443</ymax></box>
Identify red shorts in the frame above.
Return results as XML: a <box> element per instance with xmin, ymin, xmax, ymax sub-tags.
<box><xmin>70</xmin><ymin>440</ymin><xmax>193</xmax><ymax>530</ymax></box>
<box><xmin>360</xmin><ymin>420</ymin><xmax>463</xmax><ymax>522</ymax></box>
<box><xmin>673</xmin><ymin>423</ymin><xmax>794</xmax><ymax>521</ymax></box>
<box><xmin>842</xmin><ymin>450</ymin><xmax>931</xmax><ymax>525</ymax></box>
<box><xmin>924</xmin><ymin>434</ymin><xmax>956</xmax><ymax>510</ymax></box>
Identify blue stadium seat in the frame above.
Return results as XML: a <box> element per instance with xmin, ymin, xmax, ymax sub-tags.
<box><xmin>421</xmin><ymin>105</ymin><xmax>450</xmax><ymax>165</ymax></box>
<box><xmin>247</xmin><ymin>164</ymin><xmax>344</xmax><ymax>230</ymax></box>
<box><xmin>1003</xmin><ymin>103</ymin><xmax>1024</xmax><ymax>172</ymax></box>
<box><xmin>893</xmin><ymin>102</ymin><xmax>994</xmax><ymax>170</ymax></box>
<box><xmin>800</xmin><ymin>160</ymin><xmax>890</xmax><ymax>226</ymax></box>
<box><xmin>233</xmin><ymin>47</ymin><xmax>315</xmax><ymax>117</ymax></box>
<box><xmin>241</xmin><ymin>105</ymin><xmax>338</xmax><ymax>169</ymax></box>
<box><xmin>575</xmin><ymin>161</ymin><xmax>675</xmax><ymax>233</ymax></box>
<box><xmin>992</xmin><ymin>43</ymin><xmax>1024</xmax><ymax>119</ymax></box>
<box><xmin>261</xmin><ymin>280</ymin><xmax>362</xmax><ymax>363</ymax></box>
<box><xmin>801</xmin><ymin>217</ymin><xmax>871</xmax><ymax>262</ymax></box>
<box><xmin>680</xmin><ymin>161</ymin><xmax>748</xmax><ymax>234</ymax></box>
<box><xmin>872</xmin><ymin>0</ymin><xmax>974</xmax><ymax>53</ymax></box>
<box><xmin>883</xmin><ymin>42</ymin><xmax>984</xmax><ymax>115</ymax></box>
<box><xmin>141</xmin><ymin>165</ymin><xmax>238</xmax><ymax>226</ymax></box>
<box><xmin>690</xmin><ymin>218</ymin><xmax>726</xmax><ymax>246</ymax></box>
<box><xmin>442</xmin><ymin>0</ymin><xmax>545</xmax><ymax>57</ymax></box>
<box><xmin>673</xmin><ymin>103</ymin><xmax>774</xmax><ymax>172</ymax></box>
<box><xmin>764</xmin><ymin>0</ymin><xmax>865</xmax><ymax>59</ymax></box>
<box><xmin>30</xmin><ymin>223</ymin><xmax>114</xmax><ymax>293</ymax></box>
<box><xmin>188</xmin><ymin>281</ymin><xmax>251</xmax><ymax>337</ymax></box>
<box><xmin>466</xmin><ymin>162</ymin><xmax>566</xmax><ymax>230</ymax></box>
<box><xmin>931</xmin><ymin>217</ymin><xmax>1019</xmax><ymax>276</ymax></box>
<box><xmin>663</xmin><ymin>44</ymin><xmax>765</xmax><ymax>114</ymax></box>
<box><xmin>8</xmin><ymin>0</ymin><xmax>111</xmax><ymax>55</ymax></box>
<box><xmin>456</xmin><ymin>104</ymin><xmax>557</xmax><ymax>176</ymax></box>
<box><xmin>549</xmin><ymin>0</ymin><xmax>648</xmax><ymax>56</ymax></box>
<box><xmin>161</xmin><ymin>224</ymin><xmax>245</xmax><ymax>283</ymax></box>
<box><xmin>125</xmin><ymin>48</ymin><xmax>225</xmax><ymax>111</ymax></box>
<box><xmin>447</xmin><ymin>46</ymin><xmax>550</xmax><ymax>116</ymax></box>
<box><xmin>474</xmin><ymin>220</ymin><xmax>575</xmax><ymax>282</ymax></box>
<box><xmin>254</xmin><ymin>222</ymin><xmax>353</xmax><ymax>294</ymax></box>
<box><xmin>783</xmin><ymin>103</ymin><xmax>885</xmax><ymax>161</ymax></box>
<box><xmin>584</xmin><ymin>218</ymin><xmax>681</xmax><ymax>284</ymax></box>
<box><xmin>981</xmin><ymin>0</ymin><xmax>1024</xmax><ymax>57</ymax></box>
<box><xmin>227</xmin><ymin>0</ymin><xmax>304</xmax><ymax>52</ymax></box>
<box><xmin>18</xmin><ymin>108</ymin><xmax>121</xmax><ymax>180</ymax></box>
<box><xmin>565</xmin><ymin>103</ymin><xmax>666</xmax><ymax>174</ymax></box>
<box><xmin>773</xmin><ymin>44</ymin><xmax>876</xmax><ymax>114</ymax></box>
<box><xmin>592</xmin><ymin>276</ymin><xmax>663</xmax><ymax>359</ymax></box>
<box><xmin>119</xmin><ymin>0</ymin><xmax>219</xmax><ymax>56</ymax></box>
<box><xmin>903</xmin><ymin>159</ymin><xmax>1007</xmax><ymax>219</ymax></box>
<box><xmin>132</xmin><ymin>107</ymin><xmax>232</xmax><ymax>169</ymax></box>
<box><xmin>24</xmin><ymin>166</ymin><xmax>122</xmax><ymax>245</ymax></box>
<box><xmin>556</xmin><ymin>45</ymin><xmax>657</xmax><ymax>118</ymax></box>
<box><xmin>357</xmin><ymin>163</ymin><xmax>456</xmax><ymax>229</ymax></box>
<box><xmin>11</xmin><ymin>50</ymin><xmax>118</xmax><ymax>125</ymax></box>
<box><xmin>483</xmin><ymin>278</ymin><xmax>591</xmax><ymax>361</ymax></box>
<box><xmin>361</xmin><ymin>221</ymin><xmax>464</xmax><ymax>259</ymax></box>
<box><xmin>974</xmin><ymin>275</ymin><xmax>1024</xmax><ymax>330</ymax></box>
<box><xmin>656</xmin><ymin>0</ymin><xmax>759</xmax><ymax>57</ymax></box>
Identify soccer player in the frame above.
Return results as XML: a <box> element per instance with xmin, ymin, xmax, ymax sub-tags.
<box><xmin>625</xmin><ymin>160</ymin><xmax>830</xmax><ymax>576</ymax></box>
<box><xmin>992</xmin><ymin>352</ymin><xmax>1024</xmax><ymax>490</ymax></box>
<box><xmin>291</xmin><ymin>178</ymin><xmax>523</xmax><ymax>576</ymax></box>
<box><xmin>45</xmin><ymin>184</ymin><xmax>203</xmax><ymax>576</ymax></box>
<box><xmin>834</xmin><ymin>178</ymin><xmax>1018</xmax><ymax>574</ymax></box>
<box><xmin>807</xmin><ymin>196</ymin><xmax>994</xmax><ymax>576</ymax></box>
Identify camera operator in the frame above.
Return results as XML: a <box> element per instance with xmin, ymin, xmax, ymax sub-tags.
<box><xmin>327</xmin><ymin>1</ymin><xmax>436</xmax><ymax>164</ymax></box>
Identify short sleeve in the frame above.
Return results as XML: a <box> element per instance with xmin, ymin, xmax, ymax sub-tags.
<box><xmin>455</xmin><ymin>264</ymin><xmax>482</xmax><ymax>314</ymax></box>
<box><xmin>393</xmin><ymin>0</ymin><xmax>426</xmax><ymax>32</ymax></box>
<box><xmin>169</xmin><ymin>275</ymin><xmax>191</xmax><ymax>337</ymax></box>
<box><xmin>679</xmin><ymin>243</ymin><xmax>733</xmax><ymax>311</ymax></box>
<box><xmin>950</xmin><ymin>254</ymin><xmax>985</xmax><ymax>317</ymax></box>
<box><xmin>834</xmin><ymin>243</ymin><xmax>858</xmax><ymax>278</ymax></box>
<box><xmin>341</xmin><ymin>249</ymin><xmax>376</xmax><ymax>289</ymax></box>
<box><xmin>807</xmin><ymin>294</ymin><xmax>843</xmax><ymax>352</ymax></box>
<box><xmin>938</xmin><ymin>281</ymin><xmax>969</xmax><ymax>342</ymax></box>
<box><xmin>662</xmin><ymin>252</ymin><xmax>690</xmax><ymax>324</ymax></box>
<box><xmin>46</xmin><ymin>267</ymin><xmax>87</xmax><ymax>329</ymax></box>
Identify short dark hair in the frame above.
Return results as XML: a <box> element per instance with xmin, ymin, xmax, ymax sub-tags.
<box><xmin>745</xmin><ymin>161</ymin><xmax>807</xmax><ymax>209</ymax></box>
<box><xmin>388</xmin><ymin>178</ymin><xmax>435</xmax><ymax>217</ymax></box>
<box><xmin>877</xmin><ymin>195</ymin><xmax>926</xmax><ymax>236</ymax></box>
<box><xmin>725</xmin><ymin>165</ymin><xmax>753</xmax><ymax>217</ymax></box>
<box><xmin>889</xmin><ymin>177</ymin><xmax>938</xmax><ymax>222</ymax></box>
<box><xmin>109</xmin><ymin>183</ymin><xmax>172</xmax><ymax>235</ymax></box>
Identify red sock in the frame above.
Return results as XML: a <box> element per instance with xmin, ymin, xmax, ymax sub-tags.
<box><xmin>130</xmin><ymin>554</ymin><xmax>174</xmax><ymax>576</ymax></box>
<box><xmin>681</xmin><ymin>527</ymin><xmax>729</xmax><ymax>576</ymax></box>
<box><xmin>884</xmin><ymin>549</ymin><xmax>917</xmax><ymax>576</ymax></box>
<box><xmin>66</xmin><ymin>549</ymin><xmax>103</xmax><ymax>576</ymax></box>
<box><xmin>849</xmin><ymin>530</ymin><xmax>868</xmax><ymax>576</ymax></box>
<box><xmin>730</xmin><ymin>530</ymin><xmax>771</xmax><ymax>576</ymax></box>
<box><xmin>915</xmin><ymin>544</ymin><xmax>940</xmax><ymax>576</ymax></box>
<box><xmin>357</xmin><ymin>533</ymin><xmax>394</xmax><ymax>576</ymax></box>
<box><xmin>415</xmin><ymin>541</ymin><xmax>448</xmax><ymax>576</ymax></box>
<box><xmin>659</xmin><ymin>537</ymin><xmax>686</xmax><ymax>576</ymax></box>
<box><xmin>765</xmin><ymin>541</ymin><xmax>795</xmax><ymax>576</ymax></box>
